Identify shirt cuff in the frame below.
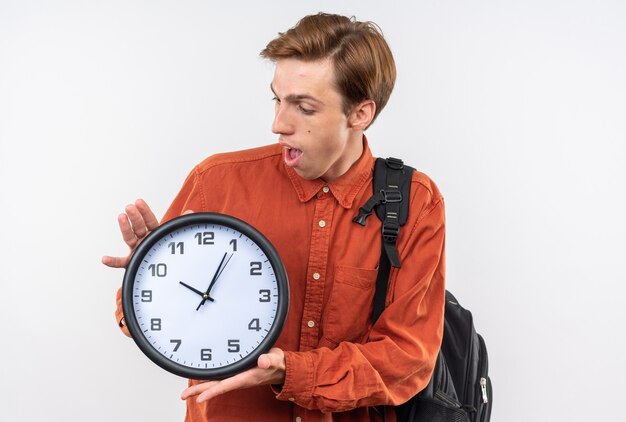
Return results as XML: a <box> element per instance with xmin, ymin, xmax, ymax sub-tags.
<box><xmin>115</xmin><ymin>288</ymin><xmax>131</xmax><ymax>337</ymax></box>
<box><xmin>274</xmin><ymin>351</ymin><xmax>315</xmax><ymax>405</ymax></box>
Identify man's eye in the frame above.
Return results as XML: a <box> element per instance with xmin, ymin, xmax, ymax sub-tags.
<box><xmin>298</xmin><ymin>105</ymin><xmax>314</xmax><ymax>115</ymax></box>
<box><xmin>272</xmin><ymin>96</ymin><xmax>280</xmax><ymax>103</ymax></box>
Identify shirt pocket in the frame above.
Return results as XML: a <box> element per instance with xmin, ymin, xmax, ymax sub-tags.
<box><xmin>320</xmin><ymin>265</ymin><xmax>378</xmax><ymax>348</ymax></box>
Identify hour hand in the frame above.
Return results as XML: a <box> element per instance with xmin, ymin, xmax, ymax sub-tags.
<box><xmin>179</xmin><ymin>281</ymin><xmax>215</xmax><ymax>302</ymax></box>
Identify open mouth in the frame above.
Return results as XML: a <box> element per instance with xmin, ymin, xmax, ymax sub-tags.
<box><xmin>283</xmin><ymin>147</ymin><xmax>303</xmax><ymax>167</ymax></box>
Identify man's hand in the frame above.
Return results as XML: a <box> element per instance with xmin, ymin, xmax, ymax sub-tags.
<box><xmin>181</xmin><ymin>348</ymin><xmax>286</xmax><ymax>403</ymax></box>
<box><xmin>102</xmin><ymin>199</ymin><xmax>160</xmax><ymax>269</ymax></box>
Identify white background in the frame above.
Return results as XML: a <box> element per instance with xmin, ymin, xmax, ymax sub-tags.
<box><xmin>1</xmin><ymin>1</ymin><xmax>625</xmax><ymax>421</ymax></box>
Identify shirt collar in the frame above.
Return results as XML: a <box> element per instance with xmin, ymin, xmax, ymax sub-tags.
<box><xmin>284</xmin><ymin>136</ymin><xmax>374</xmax><ymax>209</ymax></box>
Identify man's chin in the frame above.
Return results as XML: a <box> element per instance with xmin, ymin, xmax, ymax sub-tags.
<box><xmin>292</xmin><ymin>166</ymin><xmax>320</xmax><ymax>181</ymax></box>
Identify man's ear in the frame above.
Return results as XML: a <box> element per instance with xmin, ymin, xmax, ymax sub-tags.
<box><xmin>348</xmin><ymin>99</ymin><xmax>376</xmax><ymax>130</ymax></box>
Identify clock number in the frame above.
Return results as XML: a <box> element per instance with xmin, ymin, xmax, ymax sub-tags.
<box><xmin>148</xmin><ymin>263</ymin><xmax>167</xmax><ymax>277</ymax></box>
<box><xmin>170</xmin><ymin>339</ymin><xmax>182</xmax><ymax>352</ymax></box>
<box><xmin>258</xmin><ymin>289</ymin><xmax>271</xmax><ymax>302</ymax></box>
<box><xmin>200</xmin><ymin>348</ymin><xmax>212</xmax><ymax>361</ymax></box>
<box><xmin>227</xmin><ymin>339</ymin><xmax>240</xmax><ymax>353</ymax></box>
<box><xmin>168</xmin><ymin>242</ymin><xmax>184</xmax><ymax>254</ymax></box>
<box><xmin>195</xmin><ymin>232</ymin><xmax>215</xmax><ymax>245</ymax></box>
<box><xmin>250</xmin><ymin>261</ymin><xmax>262</xmax><ymax>276</ymax></box>
<box><xmin>141</xmin><ymin>290</ymin><xmax>152</xmax><ymax>302</ymax></box>
<box><xmin>150</xmin><ymin>318</ymin><xmax>162</xmax><ymax>331</ymax></box>
<box><xmin>229</xmin><ymin>239</ymin><xmax>237</xmax><ymax>251</ymax></box>
<box><xmin>248</xmin><ymin>318</ymin><xmax>261</xmax><ymax>332</ymax></box>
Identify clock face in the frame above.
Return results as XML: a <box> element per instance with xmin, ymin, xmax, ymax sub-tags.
<box><xmin>122</xmin><ymin>213</ymin><xmax>289</xmax><ymax>380</ymax></box>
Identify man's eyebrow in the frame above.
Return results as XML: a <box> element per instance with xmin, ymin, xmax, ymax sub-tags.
<box><xmin>270</xmin><ymin>83</ymin><xmax>323</xmax><ymax>105</ymax></box>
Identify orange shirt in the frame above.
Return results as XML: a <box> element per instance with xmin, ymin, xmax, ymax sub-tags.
<box><xmin>115</xmin><ymin>138</ymin><xmax>445</xmax><ymax>422</ymax></box>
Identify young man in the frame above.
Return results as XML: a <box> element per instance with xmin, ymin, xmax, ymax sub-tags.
<box><xmin>103</xmin><ymin>13</ymin><xmax>445</xmax><ymax>422</ymax></box>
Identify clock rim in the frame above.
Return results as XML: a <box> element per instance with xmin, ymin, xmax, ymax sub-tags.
<box><xmin>121</xmin><ymin>212</ymin><xmax>290</xmax><ymax>380</ymax></box>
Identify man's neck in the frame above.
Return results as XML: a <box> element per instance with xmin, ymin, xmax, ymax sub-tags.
<box><xmin>320</xmin><ymin>134</ymin><xmax>365</xmax><ymax>183</ymax></box>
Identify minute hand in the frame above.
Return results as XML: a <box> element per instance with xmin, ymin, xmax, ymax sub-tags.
<box><xmin>196</xmin><ymin>252</ymin><xmax>233</xmax><ymax>310</ymax></box>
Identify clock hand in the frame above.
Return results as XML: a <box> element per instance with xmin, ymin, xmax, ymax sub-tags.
<box><xmin>196</xmin><ymin>252</ymin><xmax>231</xmax><ymax>311</ymax></box>
<box><xmin>211</xmin><ymin>253</ymin><xmax>234</xmax><ymax>292</ymax></box>
<box><xmin>179</xmin><ymin>281</ymin><xmax>215</xmax><ymax>302</ymax></box>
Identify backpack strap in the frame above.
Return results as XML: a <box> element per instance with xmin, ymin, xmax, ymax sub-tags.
<box><xmin>353</xmin><ymin>157</ymin><xmax>413</xmax><ymax>323</ymax></box>
<box><xmin>354</xmin><ymin>157</ymin><xmax>414</xmax><ymax>422</ymax></box>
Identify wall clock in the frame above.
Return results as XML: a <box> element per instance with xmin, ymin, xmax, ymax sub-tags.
<box><xmin>122</xmin><ymin>212</ymin><xmax>289</xmax><ymax>380</ymax></box>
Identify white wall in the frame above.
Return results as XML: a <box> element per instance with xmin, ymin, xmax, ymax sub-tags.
<box><xmin>1</xmin><ymin>1</ymin><xmax>625</xmax><ymax>420</ymax></box>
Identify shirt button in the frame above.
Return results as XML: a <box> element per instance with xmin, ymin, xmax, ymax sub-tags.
<box><xmin>318</xmin><ymin>220</ymin><xmax>326</xmax><ymax>228</ymax></box>
<box><xmin>322</xmin><ymin>186</ymin><xmax>330</xmax><ymax>193</ymax></box>
<box><xmin>307</xmin><ymin>320</ymin><xmax>315</xmax><ymax>328</ymax></box>
<box><xmin>296</xmin><ymin>417</ymin><xmax>302</xmax><ymax>422</ymax></box>
<box><xmin>289</xmin><ymin>397</ymin><xmax>295</xmax><ymax>402</ymax></box>
<box><xmin>313</xmin><ymin>272</ymin><xmax>320</xmax><ymax>280</ymax></box>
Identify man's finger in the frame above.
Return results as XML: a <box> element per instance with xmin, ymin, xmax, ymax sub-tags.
<box><xmin>135</xmin><ymin>199</ymin><xmax>160</xmax><ymax>231</ymax></box>
<box><xmin>257</xmin><ymin>354</ymin><xmax>271</xmax><ymax>370</ymax></box>
<box><xmin>181</xmin><ymin>381</ymin><xmax>218</xmax><ymax>400</ymax></box>
<box><xmin>101</xmin><ymin>254</ymin><xmax>130</xmax><ymax>269</ymax></box>
<box><xmin>125</xmin><ymin>205</ymin><xmax>149</xmax><ymax>239</ymax></box>
<box><xmin>196</xmin><ymin>372</ymin><xmax>252</xmax><ymax>403</ymax></box>
<box><xmin>258</xmin><ymin>348</ymin><xmax>284</xmax><ymax>370</ymax></box>
<box><xmin>118</xmin><ymin>213</ymin><xmax>139</xmax><ymax>248</ymax></box>
<box><xmin>181</xmin><ymin>371</ymin><xmax>254</xmax><ymax>403</ymax></box>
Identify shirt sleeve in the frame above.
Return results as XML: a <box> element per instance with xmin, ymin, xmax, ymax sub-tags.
<box><xmin>161</xmin><ymin>167</ymin><xmax>207</xmax><ymax>222</ymax></box>
<box><xmin>275</xmin><ymin>193</ymin><xmax>446</xmax><ymax>413</ymax></box>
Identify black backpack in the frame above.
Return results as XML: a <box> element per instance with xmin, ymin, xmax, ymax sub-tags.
<box><xmin>353</xmin><ymin>157</ymin><xmax>493</xmax><ymax>422</ymax></box>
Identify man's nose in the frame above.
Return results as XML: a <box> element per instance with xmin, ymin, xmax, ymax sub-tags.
<box><xmin>272</xmin><ymin>105</ymin><xmax>294</xmax><ymax>135</ymax></box>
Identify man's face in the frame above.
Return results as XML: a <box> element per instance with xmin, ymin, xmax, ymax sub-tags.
<box><xmin>271</xmin><ymin>58</ymin><xmax>362</xmax><ymax>182</ymax></box>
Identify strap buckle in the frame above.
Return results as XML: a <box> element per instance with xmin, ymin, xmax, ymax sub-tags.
<box><xmin>386</xmin><ymin>157</ymin><xmax>404</xmax><ymax>170</ymax></box>
<box><xmin>382</xmin><ymin>220</ymin><xmax>400</xmax><ymax>243</ymax></box>
<box><xmin>380</xmin><ymin>189</ymin><xmax>402</xmax><ymax>204</ymax></box>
